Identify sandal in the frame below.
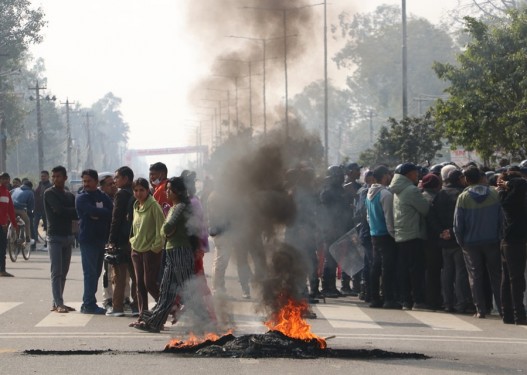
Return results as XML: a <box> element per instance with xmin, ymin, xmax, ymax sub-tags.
<box><xmin>128</xmin><ymin>320</ymin><xmax>143</xmax><ymax>328</ymax></box>
<box><xmin>63</xmin><ymin>305</ymin><xmax>76</xmax><ymax>312</ymax></box>
<box><xmin>133</xmin><ymin>321</ymin><xmax>160</xmax><ymax>333</ymax></box>
<box><xmin>55</xmin><ymin>306</ymin><xmax>69</xmax><ymax>313</ymax></box>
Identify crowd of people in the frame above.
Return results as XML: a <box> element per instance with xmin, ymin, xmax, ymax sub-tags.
<box><xmin>294</xmin><ymin>160</ymin><xmax>527</xmax><ymax>326</ymax></box>
<box><xmin>1</xmin><ymin>157</ymin><xmax>526</xmax><ymax>331</ymax></box>
<box><xmin>0</xmin><ymin>163</ymin><xmax>214</xmax><ymax>333</ymax></box>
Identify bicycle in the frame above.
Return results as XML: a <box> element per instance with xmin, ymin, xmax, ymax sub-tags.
<box><xmin>7</xmin><ymin>216</ymin><xmax>30</xmax><ymax>262</ymax></box>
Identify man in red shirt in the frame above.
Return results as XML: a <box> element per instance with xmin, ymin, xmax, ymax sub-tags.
<box><xmin>0</xmin><ymin>172</ymin><xmax>18</xmax><ymax>277</ymax></box>
<box><xmin>149</xmin><ymin>162</ymin><xmax>171</xmax><ymax>210</ymax></box>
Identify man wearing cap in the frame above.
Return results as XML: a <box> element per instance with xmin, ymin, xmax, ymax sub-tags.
<box><xmin>0</xmin><ymin>172</ymin><xmax>17</xmax><ymax>277</ymax></box>
<box><xmin>428</xmin><ymin>169</ymin><xmax>473</xmax><ymax>314</ymax></box>
<box><xmin>389</xmin><ymin>163</ymin><xmax>430</xmax><ymax>310</ymax></box>
<box><xmin>366</xmin><ymin>165</ymin><xmax>399</xmax><ymax>308</ymax></box>
<box><xmin>454</xmin><ymin>166</ymin><xmax>502</xmax><ymax>319</ymax></box>
<box><xmin>342</xmin><ymin>162</ymin><xmax>363</xmax><ymax>295</ymax></box>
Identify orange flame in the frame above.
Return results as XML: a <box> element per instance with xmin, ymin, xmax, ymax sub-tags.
<box><xmin>165</xmin><ymin>330</ymin><xmax>233</xmax><ymax>349</ymax></box>
<box><xmin>265</xmin><ymin>298</ymin><xmax>326</xmax><ymax>349</ymax></box>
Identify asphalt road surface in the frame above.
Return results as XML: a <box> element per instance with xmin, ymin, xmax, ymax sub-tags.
<box><xmin>1</xmin><ymin>245</ymin><xmax>527</xmax><ymax>374</ymax></box>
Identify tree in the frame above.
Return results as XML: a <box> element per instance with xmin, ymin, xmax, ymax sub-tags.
<box><xmin>0</xmin><ymin>0</ymin><xmax>46</xmax><ymax>170</ymax></box>
<box><xmin>333</xmin><ymin>5</ymin><xmax>458</xmax><ymax>121</ymax></box>
<box><xmin>290</xmin><ymin>80</ymin><xmax>353</xmax><ymax>164</ymax></box>
<box><xmin>450</xmin><ymin>0</ymin><xmax>527</xmax><ymax>21</ymax></box>
<box><xmin>359</xmin><ymin>114</ymin><xmax>443</xmax><ymax>168</ymax></box>
<box><xmin>89</xmin><ymin>92</ymin><xmax>129</xmax><ymax>170</ymax></box>
<box><xmin>433</xmin><ymin>10</ymin><xmax>527</xmax><ymax>165</ymax></box>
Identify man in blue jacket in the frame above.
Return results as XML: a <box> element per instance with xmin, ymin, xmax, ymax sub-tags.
<box><xmin>454</xmin><ymin>166</ymin><xmax>502</xmax><ymax>319</ymax></box>
<box><xmin>11</xmin><ymin>179</ymin><xmax>35</xmax><ymax>243</ymax></box>
<box><xmin>76</xmin><ymin>169</ymin><xmax>113</xmax><ymax>314</ymax></box>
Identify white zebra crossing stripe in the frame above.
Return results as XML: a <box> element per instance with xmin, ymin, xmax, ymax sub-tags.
<box><xmin>406</xmin><ymin>310</ymin><xmax>482</xmax><ymax>331</ymax></box>
<box><xmin>0</xmin><ymin>302</ymin><xmax>22</xmax><ymax>315</ymax></box>
<box><xmin>316</xmin><ymin>304</ymin><xmax>382</xmax><ymax>329</ymax></box>
<box><xmin>35</xmin><ymin>303</ymin><xmax>92</xmax><ymax>328</ymax></box>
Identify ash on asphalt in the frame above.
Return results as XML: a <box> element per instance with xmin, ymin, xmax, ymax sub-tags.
<box><xmin>24</xmin><ymin>347</ymin><xmax>428</xmax><ymax>360</ymax></box>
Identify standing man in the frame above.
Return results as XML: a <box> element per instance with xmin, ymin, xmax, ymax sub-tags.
<box><xmin>454</xmin><ymin>166</ymin><xmax>502</xmax><ymax>319</ymax></box>
<box><xmin>0</xmin><ymin>172</ymin><xmax>17</xmax><ymax>277</ymax></box>
<box><xmin>34</xmin><ymin>171</ymin><xmax>52</xmax><ymax>248</ymax></box>
<box><xmin>149</xmin><ymin>162</ymin><xmax>170</xmax><ymax>209</ymax></box>
<box><xmin>106</xmin><ymin>166</ymin><xmax>138</xmax><ymax>317</ymax></box>
<box><xmin>98</xmin><ymin>172</ymin><xmax>118</xmax><ymax>309</ymax></box>
<box><xmin>44</xmin><ymin>166</ymin><xmax>78</xmax><ymax>311</ymax></box>
<box><xmin>76</xmin><ymin>169</ymin><xmax>113</xmax><ymax>314</ymax></box>
<box><xmin>366</xmin><ymin>165</ymin><xmax>399</xmax><ymax>309</ymax></box>
<box><xmin>343</xmin><ymin>162</ymin><xmax>363</xmax><ymax>295</ymax></box>
<box><xmin>320</xmin><ymin>165</ymin><xmax>353</xmax><ymax>298</ymax></box>
<box><xmin>389</xmin><ymin>163</ymin><xmax>430</xmax><ymax>310</ymax></box>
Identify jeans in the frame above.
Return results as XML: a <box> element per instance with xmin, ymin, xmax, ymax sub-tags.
<box><xmin>48</xmin><ymin>235</ymin><xmax>74</xmax><ymax>307</ymax></box>
<box><xmin>80</xmin><ymin>242</ymin><xmax>105</xmax><ymax>310</ymax></box>
<box><xmin>501</xmin><ymin>240</ymin><xmax>527</xmax><ymax>321</ymax></box>
<box><xmin>462</xmin><ymin>242</ymin><xmax>502</xmax><ymax>315</ymax></box>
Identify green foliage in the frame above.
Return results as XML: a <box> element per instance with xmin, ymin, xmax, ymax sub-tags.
<box><xmin>290</xmin><ymin>80</ymin><xmax>353</xmax><ymax>163</ymax></box>
<box><xmin>359</xmin><ymin>114</ymin><xmax>443</xmax><ymax>168</ymax></box>
<box><xmin>0</xmin><ymin>0</ymin><xmax>46</xmax><ymax>58</ymax></box>
<box><xmin>433</xmin><ymin>9</ymin><xmax>527</xmax><ymax>163</ymax></box>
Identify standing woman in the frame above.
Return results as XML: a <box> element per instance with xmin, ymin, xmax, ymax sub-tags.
<box><xmin>129</xmin><ymin>178</ymin><xmax>164</xmax><ymax>323</ymax></box>
<box><xmin>135</xmin><ymin>177</ymin><xmax>195</xmax><ymax>332</ymax></box>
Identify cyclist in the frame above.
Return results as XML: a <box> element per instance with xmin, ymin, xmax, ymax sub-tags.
<box><xmin>11</xmin><ymin>180</ymin><xmax>35</xmax><ymax>245</ymax></box>
<box><xmin>0</xmin><ymin>172</ymin><xmax>18</xmax><ymax>277</ymax></box>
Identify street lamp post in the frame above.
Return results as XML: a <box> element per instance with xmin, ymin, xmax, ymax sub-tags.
<box><xmin>29</xmin><ymin>81</ymin><xmax>56</xmax><ymax>172</ymax></box>
<box><xmin>206</xmin><ymin>88</ymin><xmax>231</xmax><ymax>137</ymax></box>
<box><xmin>242</xmin><ymin>3</ymin><xmax>323</xmax><ymax>139</ymax></box>
<box><xmin>402</xmin><ymin>0</ymin><xmax>408</xmax><ymax>118</ymax></box>
<box><xmin>60</xmin><ymin>98</ymin><xmax>75</xmax><ymax>172</ymax></box>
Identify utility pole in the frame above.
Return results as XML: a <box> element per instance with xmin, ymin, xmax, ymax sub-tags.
<box><xmin>369</xmin><ymin>110</ymin><xmax>374</xmax><ymax>146</ymax></box>
<box><xmin>242</xmin><ymin>3</ymin><xmax>322</xmax><ymax>139</ymax></box>
<box><xmin>29</xmin><ymin>81</ymin><xmax>46</xmax><ymax>172</ymax></box>
<box><xmin>84</xmin><ymin>112</ymin><xmax>93</xmax><ymax>168</ymax></box>
<box><xmin>60</xmin><ymin>99</ymin><xmax>75</xmax><ymax>172</ymax></box>
<box><xmin>324</xmin><ymin>0</ymin><xmax>329</xmax><ymax>167</ymax></box>
<box><xmin>402</xmin><ymin>0</ymin><xmax>408</xmax><ymax>118</ymax></box>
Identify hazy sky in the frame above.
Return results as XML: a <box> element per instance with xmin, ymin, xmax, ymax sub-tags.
<box><xmin>29</xmin><ymin>0</ymin><xmax>460</xmax><ymax>150</ymax></box>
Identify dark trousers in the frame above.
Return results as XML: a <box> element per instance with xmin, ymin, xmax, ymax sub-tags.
<box><xmin>0</xmin><ymin>225</ymin><xmax>7</xmax><ymax>272</ymax></box>
<box><xmin>425</xmin><ymin>241</ymin><xmax>443</xmax><ymax>309</ymax></box>
<box><xmin>131</xmin><ymin>250</ymin><xmax>162</xmax><ymax>314</ymax></box>
<box><xmin>80</xmin><ymin>242</ymin><xmax>105</xmax><ymax>309</ymax></box>
<box><xmin>462</xmin><ymin>243</ymin><xmax>501</xmax><ymax>315</ymax></box>
<box><xmin>501</xmin><ymin>240</ymin><xmax>527</xmax><ymax>321</ymax></box>
<box><xmin>370</xmin><ymin>235</ymin><xmax>398</xmax><ymax>303</ymax></box>
<box><xmin>361</xmin><ymin>237</ymin><xmax>373</xmax><ymax>295</ymax></box>
<box><xmin>442</xmin><ymin>246</ymin><xmax>472</xmax><ymax>311</ymax></box>
<box><xmin>397</xmin><ymin>239</ymin><xmax>426</xmax><ymax>305</ymax></box>
<box><xmin>322</xmin><ymin>244</ymin><xmax>338</xmax><ymax>291</ymax></box>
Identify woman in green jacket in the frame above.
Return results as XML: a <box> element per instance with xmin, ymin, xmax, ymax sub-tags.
<box><xmin>129</xmin><ymin>178</ymin><xmax>165</xmax><ymax>322</ymax></box>
<box><xmin>134</xmin><ymin>177</ymin><xmax>195</xmax><ymax>332</ymax></box>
